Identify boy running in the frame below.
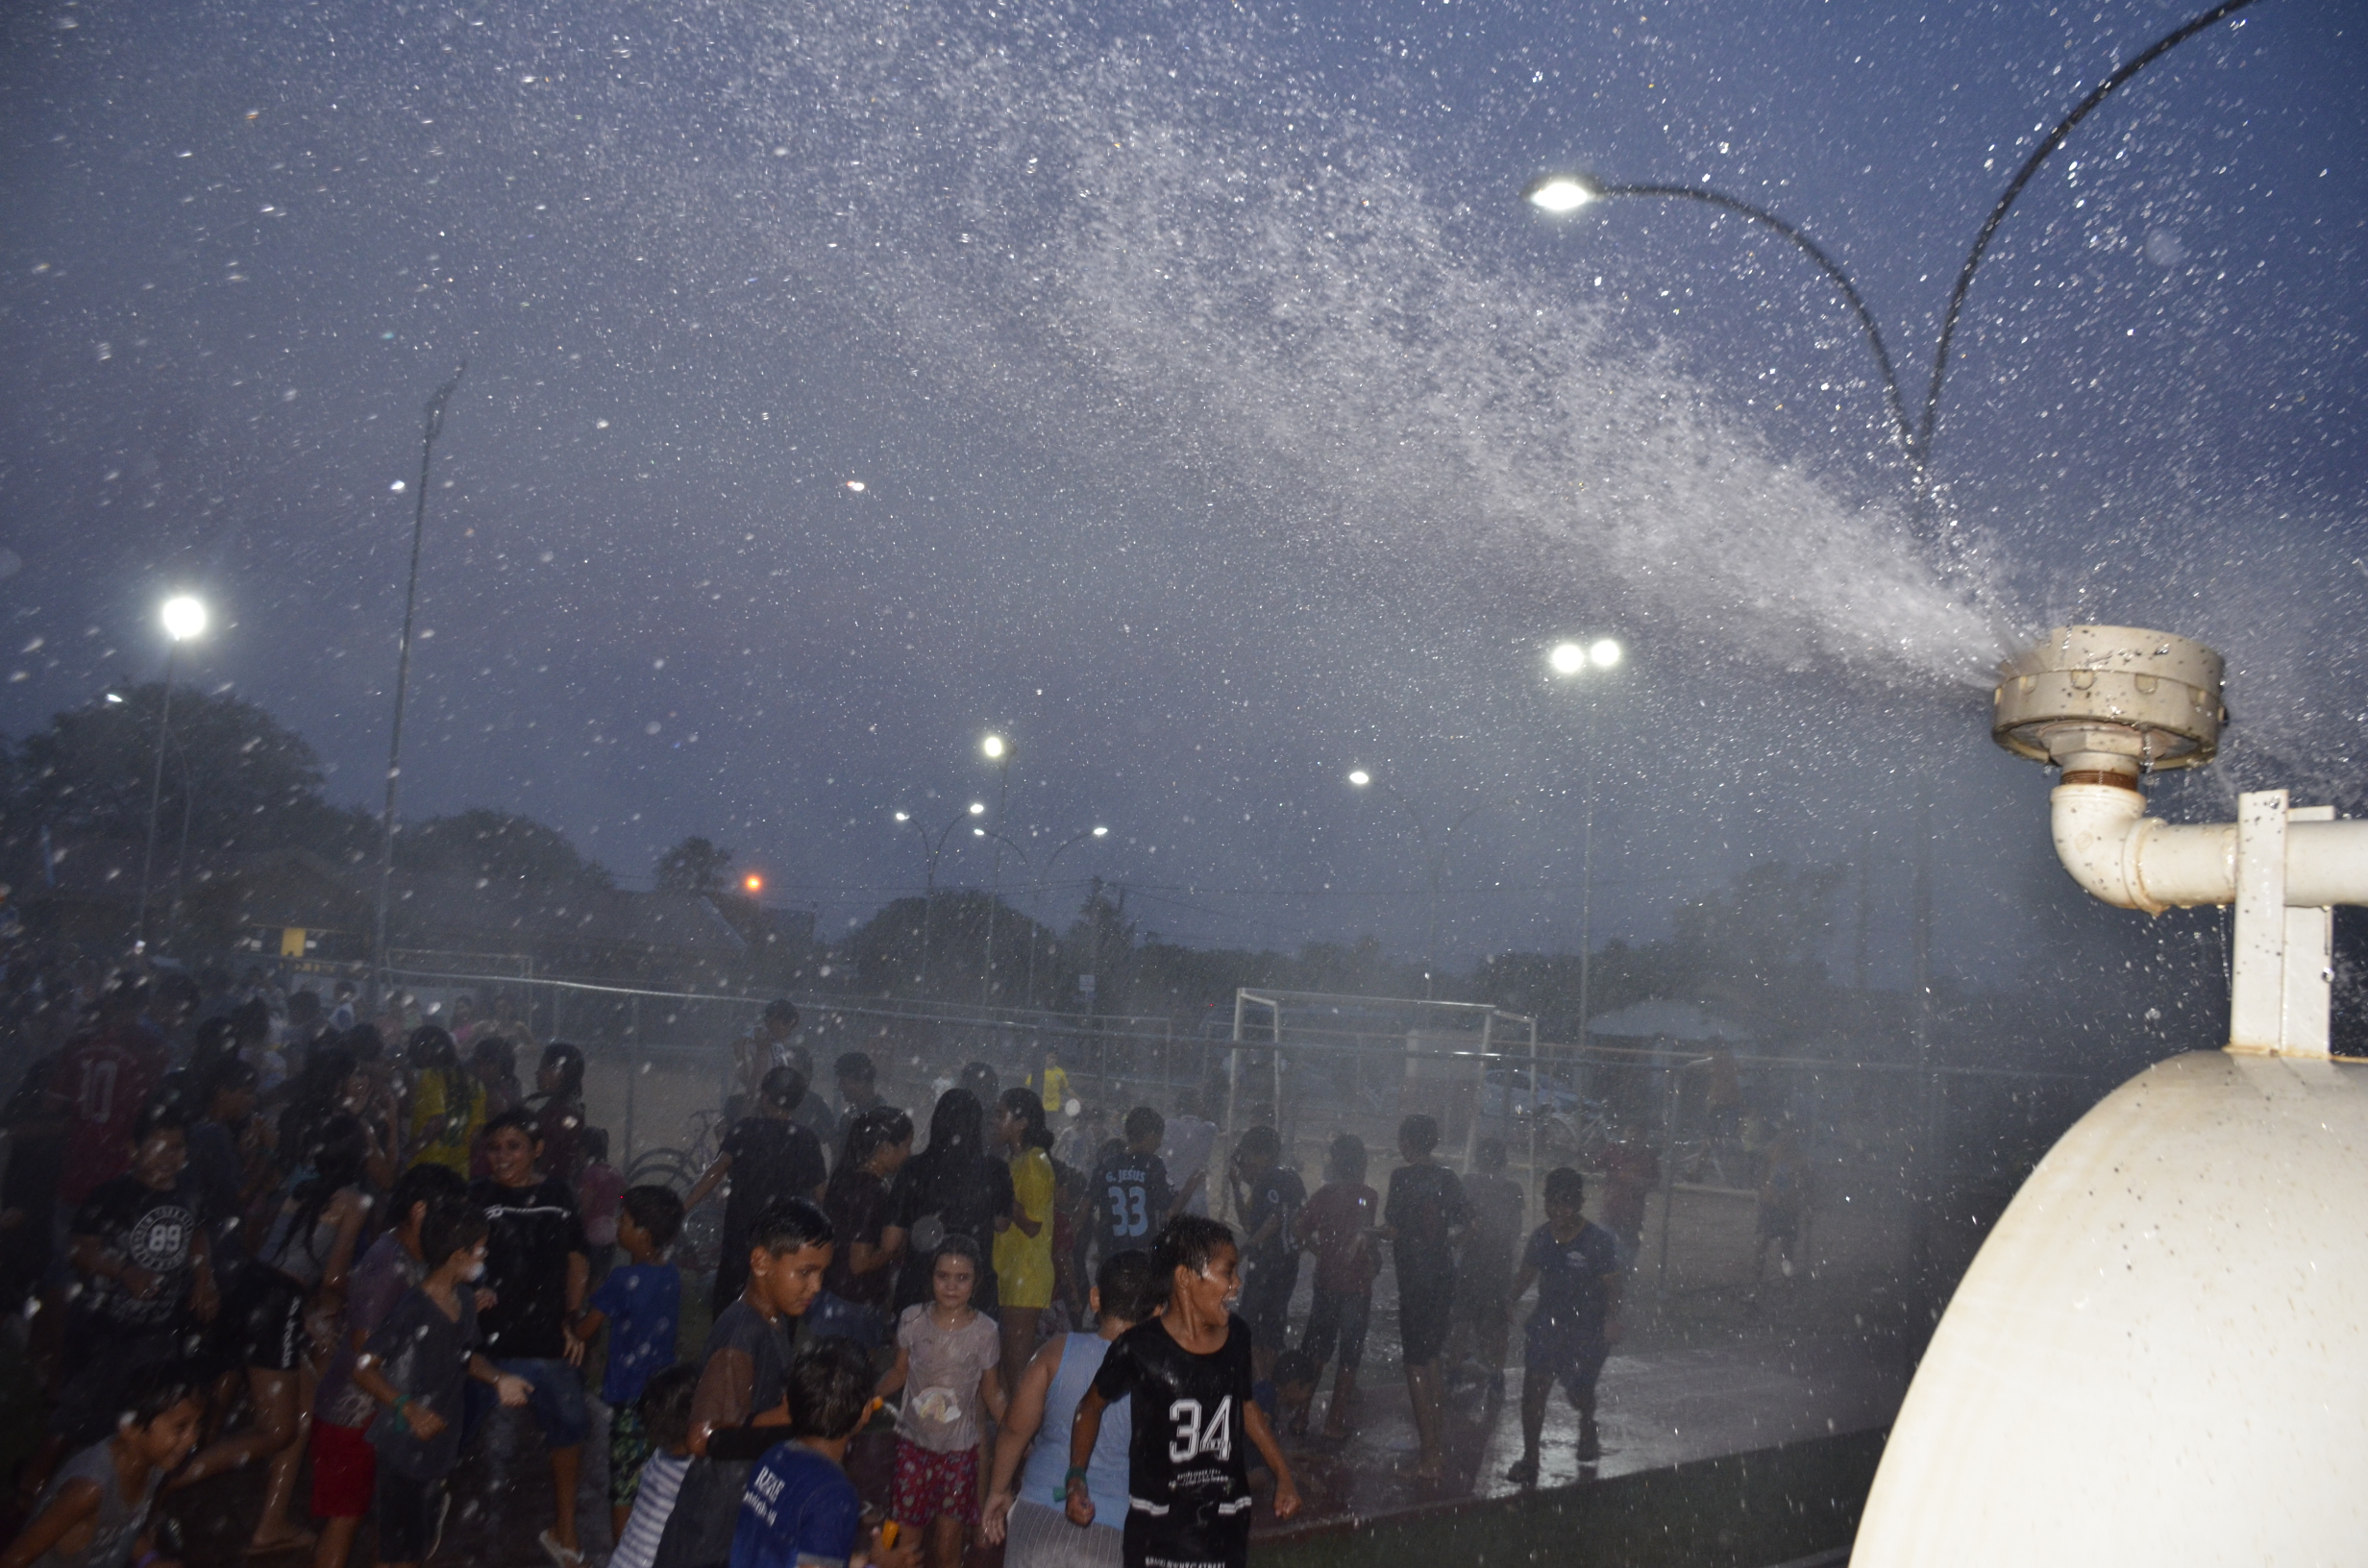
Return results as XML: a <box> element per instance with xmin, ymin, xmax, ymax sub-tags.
<box><xmin>1291</xmin><ymin>1134</ymin><xmax>1377</xmax><ymax>1441</ymax></box>
<box><xmin>1067</xmin><ymin>1216</ymin><xmax>1300</xmax><ymax>1568</ymax></box>
<box><xmin>1504</xmin><ymin>1167</ymin><xmax>1623</xmax><ymax>1482</ymax></box>
<box><xmin>351</xmin><ymin>1196</ymin><xmax>534</xmax><ymax>1568</ymax></box>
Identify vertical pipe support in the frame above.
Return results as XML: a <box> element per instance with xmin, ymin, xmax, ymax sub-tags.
<box><xmin>2230</xmin><ymin>793</ymin><xmax>2331</xmax><ymax>1057</ymax></box>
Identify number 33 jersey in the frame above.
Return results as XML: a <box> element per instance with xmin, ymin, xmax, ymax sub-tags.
<box><xmin>1093</xmin><ymin>1150</ymin><xmax>1175</xmax><ymax>1257</ymax></box>
<box><xmin>1092</xmin><ymin>1315</ymin><xmax>1256</xmax><ymax>1533</ymax></box>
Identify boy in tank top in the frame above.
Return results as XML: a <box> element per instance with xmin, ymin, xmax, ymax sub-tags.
<box><xmin>979</xmin><ymin>1251</ymin><xmax>1166</xmax><ymax>1568</ymax></box>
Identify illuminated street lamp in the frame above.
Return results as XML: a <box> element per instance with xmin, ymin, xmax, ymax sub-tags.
<box><xmin>135</xmin><ymin>594</ymin><xmax>209</xmax><ymax>950</ymax></box>
<box><xmin>1346</xmin><ymin>768</ymin><xmax>1520</xmax><ymax>999</ymax></box>
<box><xmin>1521</xmin><ymin>173</ymin><xmax>1599</xmax><ymax>214</ymax></box>
<box><xmin>742</xmin><ymin>872</ymin><xmax>766</xmax><ymax>896</ymax></box>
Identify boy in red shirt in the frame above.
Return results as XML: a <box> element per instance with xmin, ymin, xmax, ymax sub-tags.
<box><xmin>1289</xmin><ymin>1133</ymin><xmax>1378</xmax><ymax>1440</ymax></box>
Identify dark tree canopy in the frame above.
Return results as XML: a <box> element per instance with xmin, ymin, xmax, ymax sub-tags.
<box><xmin>5</xmin><ymin>683</ymin><xmax>370</xmax><ymax>872</ymax></box>
<box><xmin>654</xmin><ymin>835</ymin><xmax>733</xmax><ymax>894</ymax></box>
<box><xmin>401</xmin><ymin>808</ymin><xmax>613</xmax><ymax>890</ymax></box>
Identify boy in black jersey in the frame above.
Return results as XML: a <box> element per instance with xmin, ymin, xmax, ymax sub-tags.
<box><xmin>1093</xmin><ymin>1107</ymin><xmax>1176</xmax><ymax>1262</ymax></box>
<box><xmin>1066</xmin><ymin>1215</ymin><xmax>1300</xmax><ymax>1568</ymax></box>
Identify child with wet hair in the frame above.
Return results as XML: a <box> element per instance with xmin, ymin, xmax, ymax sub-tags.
<box><xmin>876</xmin><ymin>1236</ymin><xmax>1006</xmax><ymax>1568</ymax></box>
<box><xmin>2</xmin><ymin>1373</ymin><xmax>206</xmax><ymax>1568</ymax></box>
<box><xmin>733</xmin><ymin>1339</ymin><xmax>918</xmax><ymax>1568</ymax></box>
<box><xmin>1504</xmin><ymin>1166</ymin><xmax>1622</xmax><ymax>1482</ymax></box>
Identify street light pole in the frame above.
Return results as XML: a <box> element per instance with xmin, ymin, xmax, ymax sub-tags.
<box><xmin>896</xmin><ymin>801</ymin><xmax>985</xmax><ymax>993</ymax></box>
<box><xmin>1549</xmin><ymin>638</ymin><xmax>1625</xmax><ymax>1102</ymax></box>
<box><xmin>1524</xmin><ymin>174</ymin><xmax>1913</xmax><ymax>477</ymax></box>
<box><xmin>974</xmin><ymin>827</ymin><xmax>1039</xmax><ymax>1005</ymax></box>
<box><xmin>372</xmin><ymin>364</ymin><xmax>465</xmax><ymax>1005</ymax></box>
<box><xmin>980</xmin><ymin>734</ymin><xmax>1013</xmax><ymax>1004</ymax></box>
<box><xmin>1024</xmin><ymin>824</ymin><xmax>1110</xmax><ymax>1010</ymax></box>
<box><xmin>136</xmin><ymin>594</ymin><xmax>208</xmax><ymax>953</ymax></box>
<box><xmin>1522</xmin><ymin>0</ymin><xmax>2263</xmax><ymax>552</ymax></box>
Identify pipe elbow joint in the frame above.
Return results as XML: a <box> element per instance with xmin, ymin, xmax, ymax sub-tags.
<box><xmin>2049</xmin><ymin>782</ymin><xmax>2160</xmax><ymax>914</ymax></box>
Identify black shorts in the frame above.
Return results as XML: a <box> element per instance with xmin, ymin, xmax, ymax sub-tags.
<box><xmin>374</xmin><ymin>1467</ymin><xmax>451</xmax><ymax>1564</ymax></box>
<box><xmin>1299</xmin><ymin>1286</ymin><xmax>1370</xmax><ymax>1373</ymax></box>
<box><xmin>233</xmin><ymin>1268</ymin><xmax>310</xmax><ymax>1372</ymax></box>
<box><xmin>1237</xmin><ymin>1254</ymin><xmax>1297</xmax><ymax>1347</ymax></box>
<box><xmin>1396</xmin><ymin>1276</ymin><xmax>1454</xmax><ymax>1366</ymax></box>
<box><xmin>1123</xmin><ymin>1505</ymin><xmax>1250</xmax><ymax>1568</ymax></box>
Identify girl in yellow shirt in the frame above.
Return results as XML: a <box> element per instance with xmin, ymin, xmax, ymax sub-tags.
<box><xmin>403</xmin><ymin>1025</ymin><xmax>481</xmax><ymax>1173</ymax></box>
<box><xmin>992</xmin><ymin>1087</ymin><xmax>1057</xmax><ymax>1391</ymax></box>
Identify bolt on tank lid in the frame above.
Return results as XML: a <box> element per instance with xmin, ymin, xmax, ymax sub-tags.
<box><xmin>1992</xmin><ymin>625</ymin><xmax>2226</xmax><ymax>772</ymax></box>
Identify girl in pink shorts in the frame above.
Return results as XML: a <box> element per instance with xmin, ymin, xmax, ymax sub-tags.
<box><xmin>877</xmin><ymin>1235</ymin><xmax>1006</xmax><ymax>1568</ymax></box>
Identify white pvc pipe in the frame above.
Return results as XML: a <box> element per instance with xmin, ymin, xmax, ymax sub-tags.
<box><xmin>2049</xmin><ymin>783</ymin><xmax>2368</xmax><ymax>914</ymax></box>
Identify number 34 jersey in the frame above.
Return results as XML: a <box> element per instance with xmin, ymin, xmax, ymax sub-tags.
<box><xmin>1091</xmin><ymin>1315</ymin><xmax>1256</xmax><ymax>1531</ymax></box>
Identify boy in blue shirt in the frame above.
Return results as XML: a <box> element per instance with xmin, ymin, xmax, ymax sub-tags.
<box><xmin>731</xmin><ymin>1337</ymin><xmax>917</xmax><ymax>1568</ymax></box>
<box><xmin>1503</xmin><ymin>1166</ymin><xmax>1623</xmax><ymax>1483</ymax></box>
<box><xmin>571</xmin><ymin>1184</ymin><xmax>688</xmax><ymax>1537</ymax></box>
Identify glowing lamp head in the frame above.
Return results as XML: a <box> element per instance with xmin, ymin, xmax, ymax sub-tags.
<box><xmin>1523</xmin><ymin>174</ymin><xmax>1600</xmax><ymax>214</ymax></box>
<box><xmin>1092</xmin><ymin>825</ymin><xmax>1109</xmax><ymax>838</ymax></box>
<box><xmin>1347</xmin><ymin>770</ymin><xmax>1371</xmax><ymax>788</ymax></box>
<box><xmin>981</xmin><ymin>733</ymin><xmax>1007</xmax><ymax>761</ymax></box>
<box><xmin>894</xmin><ymin>811</ymin><xmax>910</xmax><ymax>822</ymax></box>
<box><xmin>160</xmin><ymin>595</ymin><xmax>208</xmax><ymax>642</ymax></box>
<box><xmin>968</xmin><ymin>801</ymin><xmax>986</xmax><ymax>816</ymax></box>
<box><xmin>1551</xmin><ymin>637</ymin><xmax>1624</xmax><ymax>674</ymax></box>
<box><xmin>973</xmin><ymin>826</ymin><xmax>986</xmax><ymax>838</ymax></box>
<box><xmin>742</xmin><ymin>873</ymin><xmax>764</xmax><ymax>894</ymax></box>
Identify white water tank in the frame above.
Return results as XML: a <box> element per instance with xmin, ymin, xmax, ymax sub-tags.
<box><xmin>1853</xmin><ymin>1047</ymin><xmax>2368</xmax><ymax>1562</ymax></box>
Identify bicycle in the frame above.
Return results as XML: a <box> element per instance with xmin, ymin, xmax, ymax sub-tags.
<box><xmin>626</xmin><ymin>1108</ymin><xmax>730</xmax><ymax>1274</ymax></box>
<box><xmin>625</xmin><ymin>1106</ymin><xmax>729</xmax><ymax>1189</ymax></box>
<box><xmin>1518</xmin><ymin>1097</ymin><xmax>1616</xmax><ymax>1167</ymax></box>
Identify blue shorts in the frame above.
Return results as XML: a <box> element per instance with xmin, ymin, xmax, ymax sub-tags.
<box><xmin>492</xmin><ymin>1357</ymin><xmax>591</xmax><ymax>1449</ymax></box>
<box><xmin>1524</xmin><ymin>1324</ymin><xmax>1609</xmax><ymax>1402</ymax></box>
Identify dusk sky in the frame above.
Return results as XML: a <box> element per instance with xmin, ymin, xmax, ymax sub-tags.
<box><xmin>3</xmin><ymin>0</ymin><xmax>2362</xmax><ymax>1007</ymax></box>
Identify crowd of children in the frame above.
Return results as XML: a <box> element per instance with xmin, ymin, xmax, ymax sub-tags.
<box><xmin>5</xmin><ymin>963</ymin><xmax>1669</xmax><ymax>1568</ymax></box>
